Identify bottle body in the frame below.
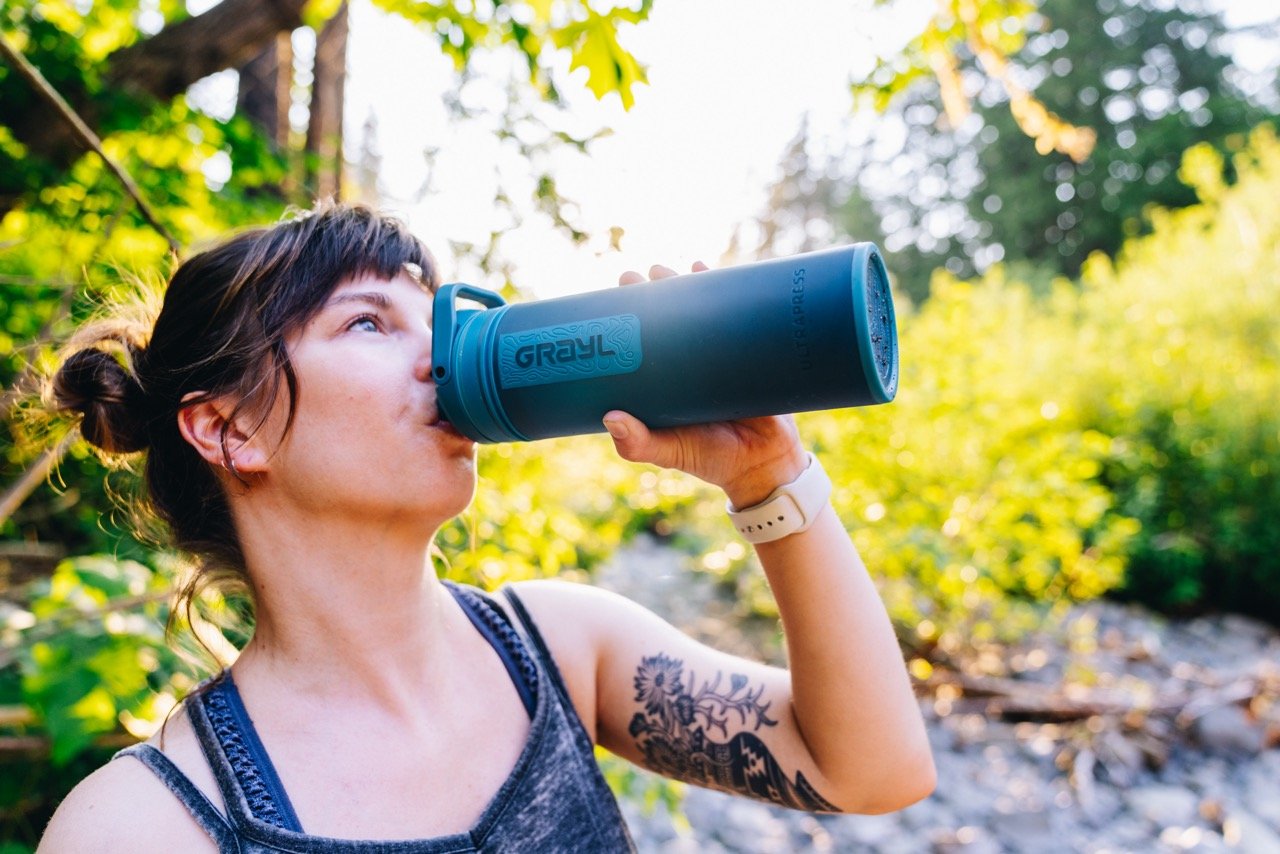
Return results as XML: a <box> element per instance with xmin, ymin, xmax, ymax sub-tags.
<box><xmin>433</xmin><ymin>243</ymin><xmax>898</xmax><ymax>443</ymax></box>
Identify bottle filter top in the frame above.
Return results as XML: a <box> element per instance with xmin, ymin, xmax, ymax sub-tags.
<box><xmin>862</xmin><ymin>248</ymin><xmax>899</xmax><ymax>401</ymax></box>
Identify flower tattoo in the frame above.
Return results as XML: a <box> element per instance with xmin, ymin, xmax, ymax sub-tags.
<box><xmin>628</xmin><ymin>653</ymin><xmax>837</xmax><ymax>812</ymax></box>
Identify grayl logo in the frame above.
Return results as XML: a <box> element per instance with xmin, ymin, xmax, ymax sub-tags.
<box><xmin>514</xmin><ymin>334</ymin><xmax>616</xmax><ymax>369</ymax></box>
<box><xmin>500</xmin><ymin>314</ymin><xmax>642</xmax><ymax>389</ymax></box>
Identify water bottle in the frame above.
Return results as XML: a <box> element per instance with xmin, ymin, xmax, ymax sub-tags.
<box><xmin>431</xmin><ymin>243</ymin><xmax>898</xmax><ymax>443</ymax></box>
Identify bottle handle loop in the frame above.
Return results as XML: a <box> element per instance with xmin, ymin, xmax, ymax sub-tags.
<box><xmin>432</xmin><ymin>284</ymin><xmax>506</xmax><ymax>385</ymax></box>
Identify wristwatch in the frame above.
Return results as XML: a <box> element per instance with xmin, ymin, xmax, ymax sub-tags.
<box><xmin>726</xmin><ymin>453</ymin><xmax>832</xmax><ymax>544</ymax></box>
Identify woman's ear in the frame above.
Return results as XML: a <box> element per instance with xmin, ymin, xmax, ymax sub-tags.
<box><xmin>176</xmin><ymin>393</ymin><xmax>271</xmax><ymax>474</ymax></box>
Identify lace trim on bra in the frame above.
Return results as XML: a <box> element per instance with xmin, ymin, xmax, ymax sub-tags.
<box><xmin>201</xmin><ymin>681</ymin><xmax>297</xmax><ymax>830</ymax></box>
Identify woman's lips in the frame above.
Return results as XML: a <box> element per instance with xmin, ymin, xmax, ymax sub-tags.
<box><xmin>433</xmin><ymin>419</ymin><xmax>473</xmax><ymax>443</ymax></box>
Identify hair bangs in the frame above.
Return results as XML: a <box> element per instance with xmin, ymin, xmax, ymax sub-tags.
<box><xmin>260</xmin><ymin>205</ymin><xmax>439</xmax><ymax>342</ymax></box>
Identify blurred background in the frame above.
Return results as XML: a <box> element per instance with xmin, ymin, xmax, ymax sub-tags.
<box><xmin>1</xmin><ymin>0</ymin><xmax>1278</xmax><ymax>850</ymax></box>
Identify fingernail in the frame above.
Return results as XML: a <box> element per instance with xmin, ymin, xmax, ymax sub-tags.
<box><xmin>603</xmin><ymin>418</ymin><xmax>629</xmax><ymax>440</ymax></box>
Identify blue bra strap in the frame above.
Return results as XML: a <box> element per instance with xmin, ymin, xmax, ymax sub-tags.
<box><xmin>113</xmin><ymin>743</ymin><xmax>242</xmax><ymax>852</ymax></box>
<box><xmin>446</xmin><ymin>582</ymin><xmax>538</xmax><ymax>719</ymax></box>
<box><xmin>200</xmin><ymin>674</ymin><xmax>305</xmax><ymax>833</ymax></box>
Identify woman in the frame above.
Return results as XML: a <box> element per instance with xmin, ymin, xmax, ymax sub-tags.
<box><xmin>38</xmin><ymin>204</ymin><xmax>934</xmax><ymax>852</ymax></box>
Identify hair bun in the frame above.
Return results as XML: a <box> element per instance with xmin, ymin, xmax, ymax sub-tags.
<box><xmin>52</xmin><ymin>348</ymin><xmax>152</xmax><ymax>453</ymax></box>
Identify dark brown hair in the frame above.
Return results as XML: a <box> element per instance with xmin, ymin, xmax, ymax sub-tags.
<box><xmin>48</xmin><ymin>203</ymin><xmax>438</xmax><ymax>658</ymax></box>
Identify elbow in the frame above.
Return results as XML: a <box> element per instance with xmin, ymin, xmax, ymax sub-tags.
<box><xmin>834</xmin><ymin>748</ymin><xmax>938</xmax><ymax>815</ymax></box>
<box><xmin>870</xmin><ymin>752</ymin><xmax>942</xmax><ymax>814</ymax></box>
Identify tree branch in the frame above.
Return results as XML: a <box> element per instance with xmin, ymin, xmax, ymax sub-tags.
<box><xmin>0</xmin><ymin>34</ymin><xmax>181</xmax><ymax>254</ymax></box>
<box><xmin>0</xmin><ymin>429</ymin><xmax>79</xmax><ymax>531</ymax></box>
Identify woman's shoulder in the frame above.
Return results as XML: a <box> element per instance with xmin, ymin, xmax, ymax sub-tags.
<box><xmin>503</xmin><ymin>578</ymin><xmax>669</xmax><ymax>645</ymax></box>
<box><xmin>498</xmin><ymin>579</ymin><xmax>644</xmax><ymax>740</ymax></box>
<box><xmin>504</xmin><ymin>577</ymin><xmax>637</xmax><ymax>623</ymax></box>
<box><xmin>38</xmin><ymin>707</ymin><xmax>220</xmax><ymax>853</ymax></box>
<box><xmin>502</xmin><ymin>578</ymin><xmax>657</xmax><ymax>656</ymax></box>
<box><xmin>37</xmin><ymin>753</ymin><xmax>219</xmax><ymax>853</ymax></box>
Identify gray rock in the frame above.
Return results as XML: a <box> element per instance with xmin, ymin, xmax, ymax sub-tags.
<box><xmin>1157</xmin><ymin>826</ymin><xmax>1233</xmax><ymax>853</ymax></box>
<box><xmin>929</xmin><ymin>825</ymin><xmax>1002</xmax><ymax>854</ymax></box>
<box><xmin>1191</xmin><ymin>705</ymin><xmax>1268</xmax><ymax>756</ymax></box>
<box><xmin>874</xmin><ymin>833</ymin><xmax>936</xmax><ymax>854</ymax></box>
<box><xmin>1219</xmin><ymin>614</ymin><xmax>1276</xmax><ymax>647</ymax></box>
<box><xmin>681</xmin><ymin>788</ymin><xmax>734</xmax><ymax>830</ymax></box>
<box><xmin>828</xmin><ymin>812</ymin><xmax>899</xmax><ymax>846</ymax></box>
<box><xmin>1183</xmin><ymin>753</ymin><xmax>1231</xmax><ymax>792</ymax></box>
<box><xmin>898</xmin><ymin>797</ymin><xmax>959</xmax><ymax>832</ymax></box>
<box><xmin>936</xmin><ymin>778</ymin><xmax>998</xmax><ymax>819</ymax></box>
<box><xmin>788</xmin><ymin>815</ymin><xmax>836</xmax><ymax>852</ymax></box>
<box><xmin>619</xmin><ymin>798</ymin><xmax>680</xmax><ymax>849</ymax></box>
<box><xmin>1094</xmin><ymin>814</ymin><xmax>1163</xmax><ymax>848</ymax></box>
<box><xmin>1226</xmin><ymin>810</ymin><xmax>1280</xmax><ymax>854</ymax></box>
<box><xmin>1125</xmin><ymin>784</ymin><xmax>1200</xmax><ymax>828</ymax></box>
<box><xmin>1241</xmin><ymin>766</ymin><xmax>1280</xmax><ymax>829</ymax></box>
<box><xmin>987</xmin><ymin>808</ymin><xmax>1059</xmax><ymax>851</ymax></box>
<box><xmin>712</xmin><ymin>800</ymin><xmax>791</xmax><ymax>853</ymax></box>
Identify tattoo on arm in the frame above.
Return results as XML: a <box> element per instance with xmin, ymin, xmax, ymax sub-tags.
<box><xmin>628</xmin><ymin>653</ymin><xmax>838</xmax><ymax>812</ymax></box>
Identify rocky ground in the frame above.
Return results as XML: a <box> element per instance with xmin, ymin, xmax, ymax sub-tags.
<box><xmin>594</xmin><ymin>536</ymin><xmax>1280</xmax><ymax>854</ymax></box>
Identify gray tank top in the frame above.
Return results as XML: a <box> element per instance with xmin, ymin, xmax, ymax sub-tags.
<box><xmin>112</xmin><ymin>584</ymin><xmax>636</xmax><ymax>852</ymax></box>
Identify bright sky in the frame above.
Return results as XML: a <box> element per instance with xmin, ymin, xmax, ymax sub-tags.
<box><xmin>343</xmin><ymin>0</ymin><xmax>934</xmax><ymax>298</ymax></box>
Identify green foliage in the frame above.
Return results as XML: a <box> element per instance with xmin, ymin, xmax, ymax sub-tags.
<box><xmin>855</xmin><ymin>0</ymin><xmax>1036</xmax><ymax>104</ymax></box>
<box><xmin>794</xmin><ymin>274</ymin><xmax>1136</xmax><ymax>654</ymax></box>
<box><xmin>842</xmin><ymin>0</ymin><xmax>1277</xmax><ymax>300</ymax></box>
<box><xmin>1071</xmin><ymin>130</ymin><xmax>1280</xmax><ymax>618</ymax></box>
<box><xmin>369</xmin><ymin>0</ymin><xmax>652</xmax><ymax>107</ymax></box>
<box><xmin>0</xmin><ymin>99</ymin><xmax>290</xmax><ymax>558</ymax></box>
<box><xmin>437</xmin><ymin>433</ymin><xmax>716</xmax><ymax>587</ymax></box>
<box><xmin>966</xmin><ymin>0</ymin><xmax>1274</xmax><ymax>277</ymax></box>
<box><xmin>15</xmin><ymin>556</ymin><xmax>184</xmax><ymax>765</ymax></box>
<box><xmin>842</xmin><ymin>125</ymin><xmax>1280</xmax><ymax>636</ymax></box>
<box><xmin>550</xmin><ymin>5</ymin><xmax>650</xmax><ymax>109</ymax></box>
<box><xmin>0</xmin><ymin>554</ymin><xmax>192</xmax><ymax>845</ymax></box>
<box><xmin>596</xmin><ymin>747</ymin><xmax>687</xmax><ymax>828</ymax></box>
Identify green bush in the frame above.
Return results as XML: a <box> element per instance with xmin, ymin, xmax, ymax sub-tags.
<box><xmin>1073</xmin><ymin>129</ymin><xmax>1280</xmax><ymax>620</ymax></box>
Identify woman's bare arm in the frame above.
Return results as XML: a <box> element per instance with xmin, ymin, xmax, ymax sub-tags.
<box><xmin>516</xmin><ymin>532</ymin><xmax>935</xmax><ymax>817</ymax></box>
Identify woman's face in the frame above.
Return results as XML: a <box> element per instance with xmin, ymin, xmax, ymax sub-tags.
<box><xmin>257</xmin><ymin>270</ymin><xmax>476</xmax><ymax>529</ymax></box>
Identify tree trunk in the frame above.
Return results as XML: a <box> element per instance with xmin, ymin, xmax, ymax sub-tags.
<box><xmin>104</xmin><ymin>0</ymin><xmax>307</xmax><ymax>102</ymax></box>
<box><xmin>237</xmin><ymin>31</ymin><xmax>294</xmax><ymax>151</ymax></box>
<box><xmin>305</xmin><ymin>2</ymin><xmax>349</xmax><ymax>201</ymax></box>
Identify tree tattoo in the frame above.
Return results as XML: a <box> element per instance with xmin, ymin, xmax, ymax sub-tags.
<box><xmin>628</xmin><ymin>653</ymin><xmax>838</xmax><ymax>812</ymax></box>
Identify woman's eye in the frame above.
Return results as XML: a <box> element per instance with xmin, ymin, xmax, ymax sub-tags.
<box><xmin>348</xmin><ymin>314</ymin><xmax>381</xmax><ymax>333</ymax></box>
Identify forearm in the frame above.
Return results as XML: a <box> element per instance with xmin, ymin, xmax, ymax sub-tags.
<box><xmin>751</xmin><ymin>502</ymin><xmax>935</xmax><ymax>811</ymax></box>
<box><xmin>599</xmin><ymin>393</ymin><xmax>933</xmax><ymax>810</ymax></box>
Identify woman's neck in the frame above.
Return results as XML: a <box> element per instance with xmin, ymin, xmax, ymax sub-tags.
<box><xmin>228</xmin><ymin>502</ymin><xmax>457</xmax><ymax>719</ymax></box>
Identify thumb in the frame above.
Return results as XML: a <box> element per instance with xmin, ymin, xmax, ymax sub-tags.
<box><xmin>602</xmin><ymin>410</ymin><xmax>676</xmax><ymax>467</ymax></box>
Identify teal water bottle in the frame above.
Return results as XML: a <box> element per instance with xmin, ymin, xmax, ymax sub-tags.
<box><xmin>432</xmin><ymin>243</ymin><xmax>898</xmax><ymax>443</ymax></box>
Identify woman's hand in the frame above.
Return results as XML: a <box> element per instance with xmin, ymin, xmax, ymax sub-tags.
<box><xmin>602</xmin><ymin>262</ymin><xmax>808</xmax><ymax>510</ymax></box>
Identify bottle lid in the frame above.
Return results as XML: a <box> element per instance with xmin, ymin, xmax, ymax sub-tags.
<box><xmin>851</xmin><ymin>243</ymin><xmax>899</xmax><ymax>403</ymax></box>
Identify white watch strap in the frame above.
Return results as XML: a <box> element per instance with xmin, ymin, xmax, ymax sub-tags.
<box><xmin>726</xmin><ymin>453</ymin><xmax>832</xmax><ymax>544</ymax></box>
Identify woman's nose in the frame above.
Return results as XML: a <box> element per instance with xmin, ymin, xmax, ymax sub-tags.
<box><xmin>413</xmin><ymin>328</ymin><xmax>435</xmax><ymax>383</ymax></box>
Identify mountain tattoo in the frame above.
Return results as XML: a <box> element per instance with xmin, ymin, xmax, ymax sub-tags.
<box><xmin>628</xmin><ymin>653</ymin><xmax>838</xmax><ymax>812</ymax></box>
